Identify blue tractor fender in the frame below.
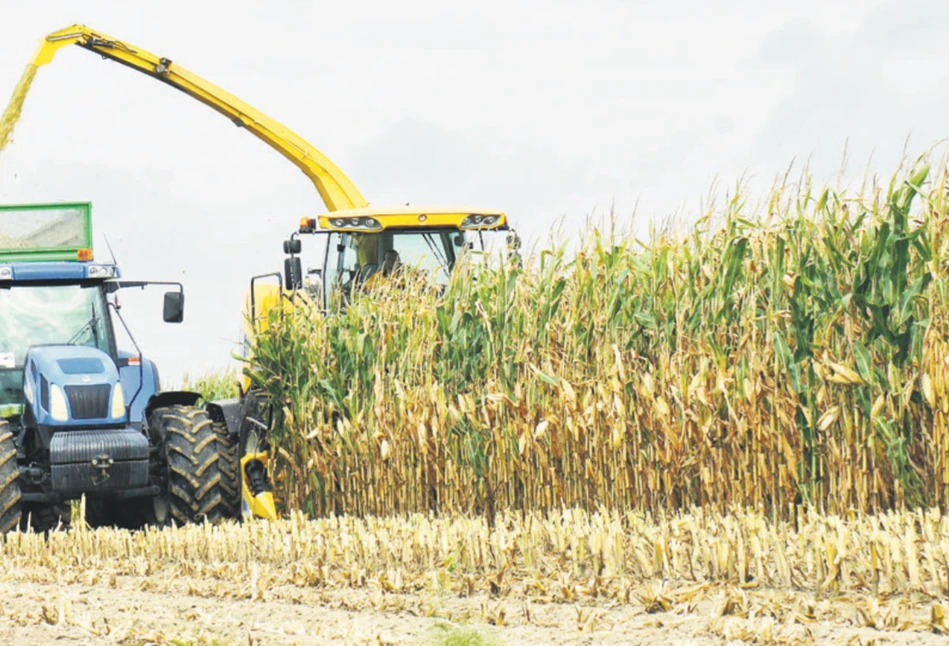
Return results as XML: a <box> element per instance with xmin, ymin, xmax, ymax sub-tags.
<box><xmin>117</xmin><ymin>350</ymin><xmax>160</xmax><ymax>426</ymax></box>
<box><xmin>143</xmin><ymin>391</ymin><xmax>202</xmax><ymax>425</ymax></box>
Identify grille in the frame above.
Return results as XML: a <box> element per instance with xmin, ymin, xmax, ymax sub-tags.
<box><xmin>64</xmin><ymin>384</ymin><xmax>111</xmax><ymax>420</ymax></box>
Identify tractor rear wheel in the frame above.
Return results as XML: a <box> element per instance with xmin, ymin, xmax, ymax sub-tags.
<box><xmin>20</xmin><ymin>502</ymin><xmax>71</xmax><ymax>533</ymax></box>
<box><xmin>0</xmin><ymin>424</ymin><xmax>22</xmax><ymax>534</ymax></box>
<box><xmin>146</xmin><ymin>405</ymin><xmax>230</xmax><ymax>527</ymax></box>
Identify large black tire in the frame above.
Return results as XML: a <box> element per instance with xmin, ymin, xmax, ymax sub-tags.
<box><xmin>0</xmin><ymin>424</ymin><xmax>22</xmax><ymax>534</ymax></box>
<box><xmin>147</xmin><ymin>405</ymin><xmax>230</xmax><ymax>527</ymax></box>
<box><xmin>20</xmin><ymin>501</ymin><xmax>71</xmax><ymax>533</ymax></box>
<box><xmin>213</xmin><ymin>420</ymin><xmax>241</xmax><ymax>519</ymax></box>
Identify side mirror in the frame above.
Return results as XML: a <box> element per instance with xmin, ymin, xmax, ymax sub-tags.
<box><xmin>283</xmin><ymin>238</ymin><xmax>302</xmax><ymax>254</ymax></box>
<box><xmin>163</xmin><ymin>291</ymin><xmax>184</xmax><ymax>323</ymax></box>
<box><xmin>284</xmin><ymin>256</ymin><xmax>303</xmax><ymax>291</ymax></box>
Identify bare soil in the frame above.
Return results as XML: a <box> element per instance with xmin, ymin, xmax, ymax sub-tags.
<box><xmin>1</xmin><ymin>575</ymin><xmax>946</xmax><ymax>645</ymax></box>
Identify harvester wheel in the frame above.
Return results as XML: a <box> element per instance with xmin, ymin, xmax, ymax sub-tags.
<box><xmin>20</xmin><ymin>501</ymin><xmax>71</xmax><ymax>533</ymax></box>
<box><xmin>234</xmin><ymin>390</ymin><xmax>278</xmax><ymax>519</ymax></box>
<box><xmin>213</xmin><ymin>420</ymin><xmax>241</xmax><ymax>519</ymax></box>
<box><xmin>0</xmin><ymin>424</ymin><xmax>22</xmax><ymax>534</ymax></box>
<box><xmin>141</xmin><ymin>405</ymin><xmax>230</xmax><ymax>527</ymax></box>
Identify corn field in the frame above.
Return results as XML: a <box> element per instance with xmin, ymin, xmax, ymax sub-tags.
<box><xmin>246</xmin><ymin>153</ymin><xmax>949</xmax><ymax>521</ymax></box>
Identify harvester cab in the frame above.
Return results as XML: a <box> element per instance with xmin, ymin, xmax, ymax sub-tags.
<box><xmin>290</xmin><ymin>206</ymin><xmax>513</xmax><ymax>309</ymax></box>
<box><xmin>0</xmin><ymin>202</ymin><xmax>237</xmax><ymax>533</ymax></box>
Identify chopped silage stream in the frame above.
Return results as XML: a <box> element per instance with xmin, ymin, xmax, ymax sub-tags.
<box><xmin>0</xmin><ymin>64</ymin><xmax>37</xmax><ymax>155</ymax></box>
<box><xmin>1</xmin><ymin>509</ymin><xmax>949</xmax><ymax>644</ymax></box>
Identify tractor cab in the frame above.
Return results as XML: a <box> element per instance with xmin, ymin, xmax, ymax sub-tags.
<box><xmin>0</xmin><ymin>203</ymin><xmax>182</xmax><ymax>427</ymax></box>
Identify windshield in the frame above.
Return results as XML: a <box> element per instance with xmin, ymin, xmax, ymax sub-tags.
<box><xmin>322</xmin><ymin>230</ymin><xmax>465</xmax><ymax>304</ymax></box>
<box><xmin>0</xmin><ymin>284</ymin><xmax>113</xmax><ymax>410</ymax></box>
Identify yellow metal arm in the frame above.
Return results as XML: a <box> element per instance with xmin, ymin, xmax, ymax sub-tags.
<box><xmin>32</xmin><ymin>24</ymin><xmax>368</xmax><ymax>212</ymax></box>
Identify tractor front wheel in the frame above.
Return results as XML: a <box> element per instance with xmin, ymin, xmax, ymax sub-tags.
<box><xmin>148</xmin><ymin>404</ymin><xmax>231</xmax><ymax>527</ymax></box>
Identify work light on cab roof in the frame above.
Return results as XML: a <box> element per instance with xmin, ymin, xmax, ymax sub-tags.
<box><xmin>299</xmin><ymin>206</ymin><xmax>508</xmax><ymax>234</ymax></box>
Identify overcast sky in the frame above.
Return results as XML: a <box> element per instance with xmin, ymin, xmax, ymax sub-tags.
<box><xmin>1</xmin><ymin>0</ymin><xmax>947</xmax><ymax>386</ymax></box>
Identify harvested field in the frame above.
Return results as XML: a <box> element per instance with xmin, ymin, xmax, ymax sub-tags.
<box><xmin>3</xmin><ymin>508</ymin><xmax>949</xmax><ymax>644</ymax></box>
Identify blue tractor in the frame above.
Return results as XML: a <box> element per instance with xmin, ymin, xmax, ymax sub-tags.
<box><xmin>0</xmin><ymin>202</ymin><xmax>238</xmax><ymax>532</ymax></box>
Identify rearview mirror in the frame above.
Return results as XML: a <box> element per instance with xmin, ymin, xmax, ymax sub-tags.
<box><xmin>163</xmin><ymin>291</ymin><xmax>184</xmax><ymax>323</ymax></box>
<box><xmin>283</xmin><ymin>238</ymin><xmax>302</xmax><ymax>254</ymax></box>
<box><xmin>284</xmin><ymin>257</ymin><xmax>303</xmax><ymax>291</ymax></box>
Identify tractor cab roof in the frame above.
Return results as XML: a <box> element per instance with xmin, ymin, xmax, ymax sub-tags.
<box><xmin>0</xmin><ymin>260</ymin><xmax>119</xmax><ymax>283</ymax></box>
<box><xmin>301</xmin><ymin>205</ymin><xmax>508</xmax><ymax>234</ymax></box>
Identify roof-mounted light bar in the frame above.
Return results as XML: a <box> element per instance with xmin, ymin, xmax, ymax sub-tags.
<box><xmin>302</xmin><ymin>206</ymin><xmax>507</xmax><ymax>233</ymax></box>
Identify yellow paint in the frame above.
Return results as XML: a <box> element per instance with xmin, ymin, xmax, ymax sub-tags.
<box><xmin>240</xmin><ymin>452</ymin><xmax>278</xmax><ymax>520</ymax></box>
<box><xmin>21</xmin><ymin>24</ymin><xmax>368</xmax><ymax>212</ymax></box>
<box><xmin>318</xmin><ymin>206</ymin><xmax>507</xmax><ymax>231</ymax></box>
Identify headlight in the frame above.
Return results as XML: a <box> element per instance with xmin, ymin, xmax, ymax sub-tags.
<box><xmin>0</xmin><ymin>267</ymin><xmax>11</xmax><ymax>280</ymax></box>
<box><xmin>23</xmin><ymin>377</ymin><xmax>34</xmax><ymax>405</ymax></box>
<box><xmin>330</xmin><ymin>217</ymin><xmax>381</xmax><ymax>230</ymax></box>
<box><xmin>348</xmin><ymin>217</ymin><xmax>381</xmax><ymax>230</ymax></box>
<box><xmin>49</xmin><ymin>384</ymin><xmax>69</xmax><ymax>421</ymax></box>
<box><xmin>461</xmin><ymin>214</ymin><xmax>500</xmax><ymax>229</ymax></box>
<box><xmin>88</xmin><ymin>265</ymin><xmax>115</xmax><ymax>278</ymax></box>
<box><xmin>111</xmin><ymin>382</ymin><xmax>126</xmax><ymax>418</ymax></box>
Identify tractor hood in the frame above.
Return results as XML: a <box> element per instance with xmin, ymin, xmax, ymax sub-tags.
<box><xmin>24</xmin><ymin>345</ymin><xmax>126</xmax><ymax>427</ymax></box>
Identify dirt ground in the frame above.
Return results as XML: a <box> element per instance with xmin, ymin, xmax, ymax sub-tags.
<box><xmin>1</xmin><ymin>575</ymin><xmax>946</xmax><ymax>645</ymax></box>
